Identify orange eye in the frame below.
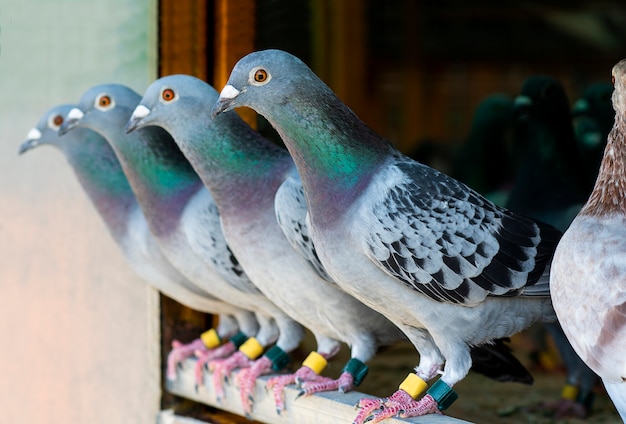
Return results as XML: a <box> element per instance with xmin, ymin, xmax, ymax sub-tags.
<box><xmin>99</xmin><ymin>96</ymin><xmax>111</xmax><ymax>107</ymax></box>
<box><xmin>612</xmin><ymin>75</ymin><xmax>616</xmax><ymax>85</ymax></box>
<box><xmin>53</xmin><ymin>115</ymin><xmax>64</xmax><ymax>126</ymax></box>
<box><xmin>162</xmin><ymin>88</ymin><xmax>175</xmax><ymax>101</ymax></box>
<box><xmin>254</xmin><ymin>69</ymin><xmax>268</xmax><ymax>83</ymax></box>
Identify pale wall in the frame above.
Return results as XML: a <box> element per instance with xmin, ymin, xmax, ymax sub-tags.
<box><xmin>0</xmin><ymin>1</ymin><xmax>161</xmax><ymax>423</ymax></box>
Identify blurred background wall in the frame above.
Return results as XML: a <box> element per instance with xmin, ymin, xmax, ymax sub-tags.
<box><xmin>0</xmin><ymin>0</ymin><xmax>160</xmax><ymax>422</ymax></box>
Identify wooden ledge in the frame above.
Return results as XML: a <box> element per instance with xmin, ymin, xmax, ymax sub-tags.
<box><xmin>165</xmin><ymin>358</ymin><xmax>471</xmax><ymax>424</ymax></box>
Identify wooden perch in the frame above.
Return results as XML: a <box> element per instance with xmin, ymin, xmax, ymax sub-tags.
<box><xmin>165</xmin><ymin>358</ymin><xmax>472</xmax><ymax>424</ymax></box>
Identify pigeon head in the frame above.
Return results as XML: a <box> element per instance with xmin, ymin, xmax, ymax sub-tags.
<box><xmin>612</xmin><ymin>59</ymin><xmax>626</xmax><ymax>114</ymax></box>
<box><xmin>127</xmin><ymin>73</ymin><xmax>289</xmax><ymax>197</ymax></box>
<box><xmin>572</xmin><ymin>82</ymin><xmax>615</xmax><ymax>162</ymax></box>
<box><xmin>19</xmin><ymin>104</ymin><xmax>75</xmax><ymax>154</ymax></box>
<box><xmin>19</xmin><ymin>103</ymin><xmax>135</xmax><ymax>220</ymax></box>
<box><xmin>572</xmin><ymin>82</ymin><xmax>614</xmax><ymax>118</ymax></box>
<box><xmin>126</xmin><ymin>74</ymin><xmax>219</xmax><ymax>134</ymax></box>
<box><xmin>212</xmin><ymin>49</ymin><xmax>320</xmax><ymax>119</ymax></box>
<box><xmin>59</xmin><ymin>84</ymin><xmax>141</xmax><ymax>138</ymax></box>
<box><xmin>513</xmin><ymin>76</ymin><xmax>571</xmax><ymax>123</ymax></box>
<box><xmin>511</xmin><ymin>76</ymin><xmax>577</xmax><ymax>164</ymax></box>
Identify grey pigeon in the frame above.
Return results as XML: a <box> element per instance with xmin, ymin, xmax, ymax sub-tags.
<box><xmin>19</xmin><ymin>104</ymin><xmax>259</xmax><ymax>381</ymax></box>
<box><xmin>125</xmin><ymin>75</ymin><xmax>407</xmax><ymax>414</ymax></box>
<box><xmin>551</xmin><ymin>59</ymin><xmax>626</xmax><ymax>422</ymax></box>
<box><xmin>57</xmin><ymin>85</ymin><xmax>303</xmax><ymax>400</ymax></box>
<box><xmin>212</xmin><ymin>49</ymin><xmax>559</xmax><ymax>422</ymax></box>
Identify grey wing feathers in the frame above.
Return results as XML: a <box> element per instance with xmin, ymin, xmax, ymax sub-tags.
<box><xmin>184</xmin><ymin>191</ymin><xmax>261</xmax><ymax>295</ymax></box>
<box><xmin>365</xmin><ymin>157</ymin><xmax>560</xmax><ymax>305</ymax></box>
<box><xmin>275</xmin><ymin>175</ymin><xmax>334</xmax><ymax>283</ymax></box>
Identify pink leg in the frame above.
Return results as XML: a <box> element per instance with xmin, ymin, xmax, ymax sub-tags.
<box><xmin>166</xmin><ymin>338</ymin><xmax>206</xmax><ymax>381</ymax></box>
<box><xmin>208</xmin><ymin>351</ymin><xmax>254</xmax><ymax>402</ymax></box>
<box><xmin>236</xmin><ymin>356</ymin><xmax>274</xmax><ymax>416</ymax></box>
<box><xmin>266</xmin><ymin>366</ymin><xmax>330</xmax><ymax>413</ymax></box>
<box><xmin>193</xmin><ymin>341</ymin><xmax>237</xmax><ymax>390</ymax></box>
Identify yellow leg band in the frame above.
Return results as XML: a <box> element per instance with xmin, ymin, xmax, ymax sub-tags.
<box><xmin>399</xmin><ymin>373</ymin><xmax>428</xmax><ymax>399</ymax></box>
<box><xmin>239</xmin><ymin>337</ymin><xmax>264</xmax><ymax>359</ymax></box>
<box><xmin>302</xmin><ymin>351</ymin><xmax>328</xmax><ymax>375</ymax></box>
<box><xmin>561</xmin><ymin>384</ymin><xmax>579</xmax><ymax>401</ymax></box>
<box><xmin>200</xmin><ymin>328</ymin><xmax>221</xmax><ymax>349</ymax></box>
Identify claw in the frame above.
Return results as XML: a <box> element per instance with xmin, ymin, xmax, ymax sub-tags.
<box><xmin>368</xmin><ymin>406</ymin><xmax>399</xmax><ymax>423</ymax></box>
<box><xmin>166</xmin><ymin>338</ymin><xmax>206</xmax><ymax>381</ymax></box>
<box><xmin>266</xmin><ymin>373</ymin><xmax>297</xmax><ymax>412</ymax></box>
<box><xmin>353</xmin><ymin>398</ymin><xmax>384</xmax><ymax>424</ymax></box>
<box><xmin>208</xmin><ymin>351</ymin><xmax>254</xmax><ymax>400</ymax></box>
<box><xmin>238</xmin><ymin>356</ymin><xmax>273</xmax><ymax>415</ymax></box>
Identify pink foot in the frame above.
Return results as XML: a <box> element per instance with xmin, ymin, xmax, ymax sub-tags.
<box><xmin>354</xmin><ymin>390</ymin><xmax>408</xmax><ymax>424</ymax></box>
<box><xmin>166</xmin><ymin>338</ymin><xmax>206</xmax><ymax>381</ymax></box>
<box><xmin>553</xmin><ymin>399</ymin><xmax>589</xmax><ymax>419</ymax></box>
<box><xmin>193</xmin><ymin>341</ymin><xmax>237</xmax><ymax>390</ymax></box>
<box><xmin>354</xmin><ymin>390</ymin><xmax>440</xmax><ymax>424</ymax></box>
<box><xmin>385</xmin><ymin>393</ymin><xmax>441</xmax><ymax>420</ymax></box>
<box><xmin>300</xmin><ymin>371</ymin><xmax>355</xmax><ymax>396</ymax></box>
<box><xmin>208</xmin><ymin>351</ymin><xmax>254</xmax><ymax>401</ymax></box>
<box><xmin>267</xmin><ymin>366</ymin><xmax>330</xmax><ymax>413</ymax></box>
<box><xmin>524</xmin><ymin>398</ymin><xmax>589</xmax><ymax>419</ymax></box>
<box><xmin>236</xmin><ymin>356</ymin><xmax>274</xmax><ymax>416</ymax></box>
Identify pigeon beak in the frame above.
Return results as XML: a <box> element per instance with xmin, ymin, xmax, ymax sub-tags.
<box><xmin>18</xmin><ymin>128</ymin><xmax>42</xmax><ymax>155</ymax></box>
<box><xmin>58</xmin><ymin>108</ymin><xmax>84</xmax><ymax>135</ymax></box>
<box><xmin>211</xmin><ymin>84</ymin><xmax>240</xmax><ymax>118</ymax></box>
<box><xmin>125</xmin><ymin>104</ymin><xmax>151</xmax><ymax>133</ymax></box>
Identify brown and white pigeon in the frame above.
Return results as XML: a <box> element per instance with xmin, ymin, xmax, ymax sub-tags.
<box><xmin>550</xmin><ymin>59</ymin><xmax>626</xmax><ymax>421</ymax></box>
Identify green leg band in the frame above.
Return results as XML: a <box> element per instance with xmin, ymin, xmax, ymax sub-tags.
<box><xmin>263</xmin><ymin>345</ymin><xmax>291</xmax><ymax>371</ymax></box>
<box><xmin>229</xmin><ymin>332</ymin><xmax>248</xmax><ymax>349</ymax></box>
<box><xmin>342</xmin><ymin>358</ymin><xmax>369</xmax><ymax>386</ymax></box>
<box><xmin>426</xmin><ymin>379</ymin><xmax>458</xmax><ymax>410</ymax></box>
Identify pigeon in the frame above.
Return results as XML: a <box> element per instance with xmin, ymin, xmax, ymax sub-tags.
<box><xmin>509</xmin><ymin>76</ymin><xmax>600</xmax><ymax>418</ymax></box>
<box><xmin>572</xmin><ymin>82</ymin><xmax>615</xmax><ymax>188</ymax></box>
<box><xmin>508</xmin><ymin>76</ymin><xmax>590</xmax><ymax>226</ymax></box>
<box><xmin>125</xmin><ymin>75</ymin><xmax>408</xmax><ymax>414</ymax></box>
<box><xmin>550</xmin><ymin>59</ymin><xmax>626</xmax><ymax>422</ymax></box>
<box><xmin>451</xmin><ymin>94</ymin><xmax>515</xmax><ymax>207</ymax></box>
<box><xmin>212</xmin><ymin>49</ymin><xmax>560</xmax><ymax>422</ymax></box>
<box><xmin>57</xmin><ymin>84</ymin><xmax>304</xmax><ymax>400</ymax></box>
<box><xmin>19</xmin><ymin>104</ymin><xmax>260</xmax><ymax>381</ymax></box>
